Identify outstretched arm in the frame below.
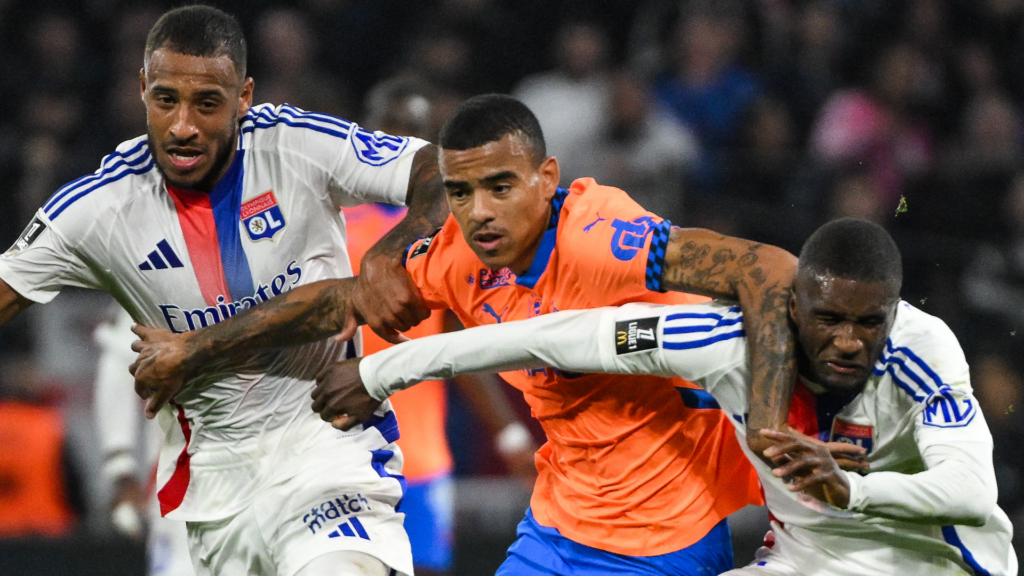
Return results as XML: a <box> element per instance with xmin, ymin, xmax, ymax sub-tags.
<box><xmin>351</xmin><ymin>144</ymin><xmax>449</xmax><ymax>343</ymax></box>
<box><xmin>659</xmin><ymin>228</ymin><xmax>798</xmax><ymax>454</ymax></box>
<box><xmin>131</xmin><ymin>278</ymin><xmax>357</xmax><ymax>417</ymax></box>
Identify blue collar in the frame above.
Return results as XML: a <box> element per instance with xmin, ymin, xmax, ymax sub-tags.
<box><xmin>514</xmin><ymin>188</ymin><xmax>569</xmax><ymax>289</ymax></box>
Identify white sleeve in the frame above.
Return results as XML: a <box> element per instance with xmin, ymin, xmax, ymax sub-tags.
<box><xmin>260</xmin><ymin>105</ymin><xmax>428</xmax><ymax>208</ymax></box>
<box><xmin>92</xmin><ymin>306</ymin><xmax>144</xmax><ymax>481</ymax></box>
<box><xmin>358</xmin><ymin>301</ymin><xmax>747</xmax><ymax>401</ymax></box>
<box><xmin>845</xmin><ymin>317</ymin><xmax>997</xmax><ymax>526</ymax></box>
<box><xmin>0</xmin><ymin>211</ymin><xmax>103</xmax><ymax>303</ymax></box>
<box><xmin>360</xmin><ymin>307</ymin><xmax>626</xmax><ymax>400</ymax></box>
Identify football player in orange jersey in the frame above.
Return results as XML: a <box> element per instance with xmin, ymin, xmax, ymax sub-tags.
<box><xmin>131</xmin><ymin>94</ymin><xmax>799</xmax><ymax>575</ymax></box>
<box><xmin>344</xmin><ymin>201</ymin><xmax>535</xmax><ymax>575</ymax></box>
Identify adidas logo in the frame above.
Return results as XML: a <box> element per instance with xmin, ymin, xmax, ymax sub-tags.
<box><xmin>139</xmin><ymin>239</ymin><xmax>184</xmax><ymax>271</ymax></box>
<box><xmin>327</xmin><ymin>517</ymin><xmax>370</xmax><ymax>540</ymax></box>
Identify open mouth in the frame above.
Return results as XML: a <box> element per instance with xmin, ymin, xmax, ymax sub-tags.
<box><xmin>165</xmin><ymin>148</ymin><xmax>204</xmax><ymax>171</ymax></box>
<box><xmin>473</xmin><ymin>231</ymin><xmax>504</xmax><ymax>251</ymax></box>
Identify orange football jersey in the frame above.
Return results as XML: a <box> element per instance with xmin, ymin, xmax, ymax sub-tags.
<box><xmin>403</xmin><ymin>178</ymin><xmax>762</xmax><ymax>556</ymax></box>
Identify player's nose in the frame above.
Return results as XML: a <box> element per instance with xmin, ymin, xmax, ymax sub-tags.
<box><xmin>832</xmin><ymin>325</ymin><xmax>864</xmax><ymax>356</ymax></box>
<box><xmin>468</xmin><ymin>190</ymin><xmax>497</xmax><ymax>222</ymax></box>
<box><xmin>169</xmin><ymin>106</ymin><xmax>199</xmax><ymax>141</ymax></box>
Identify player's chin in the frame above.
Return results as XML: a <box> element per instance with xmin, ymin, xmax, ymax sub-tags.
<box><xmin>471</xmin><ymin>248</ymin><xmax>510</xmax><ymax>270</ymax></box>
<box><xmin>155</xmin><ymin>160</ymin><xmax>205</xmax><ymax>189</ymax></box>
<box><xmin>818</xmin><ymin>368</ymin><xmax>869</xmax><ymax>395</ymax></box>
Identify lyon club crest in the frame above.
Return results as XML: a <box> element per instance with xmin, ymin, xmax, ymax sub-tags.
<box><xmin>241</xmin><ymin>191</ymin><xmax>286</xmax><ymax>241</ymax></box>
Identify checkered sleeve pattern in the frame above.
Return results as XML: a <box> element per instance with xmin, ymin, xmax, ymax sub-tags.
<box><xmin>644</xmin><ymin>219</ymin><xmax>671</xmax><ymax>292</ymax></box>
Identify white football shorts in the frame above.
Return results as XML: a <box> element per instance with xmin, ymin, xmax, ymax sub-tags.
<box><xmin>185</xmin><ymin>444</ymin><xmax>411</xmax><ymax>576</ymax></box>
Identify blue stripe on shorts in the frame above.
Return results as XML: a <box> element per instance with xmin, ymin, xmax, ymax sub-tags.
<box><xmin>496</xmin><ymin>509</ymin><xmax>733</xmax><ymax>576</ymax></box>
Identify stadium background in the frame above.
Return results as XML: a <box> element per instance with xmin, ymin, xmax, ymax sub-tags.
<box><xmin>0</xmin><ymin>0</ymin><xmax>1021</xmax><ymax>573</ymax></box>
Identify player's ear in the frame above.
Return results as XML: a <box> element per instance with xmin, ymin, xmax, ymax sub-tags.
<box><xmin>238</xmin><ymin>77</ymin><xmax>254</xmax><ymax>119</ymax></box>
<box><xmin>139</xmin><ymin>67</ymin><xmax>147</xmax><ymax>102</ymax></box>
<box><xmin>538</xmin><ymin>156</ymin><xmax>559</xmax><ymax>198</ymax></box>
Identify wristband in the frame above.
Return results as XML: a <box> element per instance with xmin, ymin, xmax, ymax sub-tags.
<box><xmin>496</xmin><ymin>422</ymin><xmax>532</xmax><ymax>456</ymax></box>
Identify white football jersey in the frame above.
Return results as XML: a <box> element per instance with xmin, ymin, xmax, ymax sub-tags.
<box><xmin>0</xmin><ymin>103</ymin><xmax>427</xmax><ymax>521</ymax></box>
<box><xmin>358</xmin><ymin>300</ymin><xmax>1017</xmax><ymax>576</ymax></box>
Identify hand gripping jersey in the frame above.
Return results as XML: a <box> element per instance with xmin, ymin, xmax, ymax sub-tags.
<box><xmin>0</xmin><ymin>104</ymin><xmax>427</xmax><ymax>522</ymax></box>
<box><xmin>399</xmin><ymin>178</ymin><xmax>762</xmax><ymax>556</ymax></box>
<box><xmin>360</xmin><ymin>300</ymin><xmax>1017</xmax><ymax>575</ymax></box>
<box><xmin>342</xmin><ymin>203</ymin><xmax>453</xmax><ymax>482</ymax></box>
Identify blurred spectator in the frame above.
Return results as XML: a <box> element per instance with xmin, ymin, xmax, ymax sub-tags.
<box><xmin>654</xmin><ymin>7</ymin><xmax>761</xmax><ymax>192</ymax></box>
<box><xmin>764</xmin><ymin>0</ymin><xmax>848</xmax><ymax>138</ymax></box>
<box><xmin>971</xmin><ymin>348</ymin><xmax>1024</xmax><ymax>516</ymax></box>
<box><xmin>388</xmin><ymin>26</ymin><xmax>476</xmax><ymax>138</ymax></box>
<box><xmin>363</xmin><ymin>77</ymin><xmax>434</xmax><ymax>140</ymax></box>
<box><xmin>426</xmin><ymin>0</ymin><xmax>538</xmax><ymax>94</ymax></box>
<box><xmin>515</xmin><ymin>21</ymin><xmax>613</xmax><ymax>185</ymax></box>
<box><xmin>299</xmin><ymin>0</ymin><xmax>417</xmax><ymax>100</ymax></box>
<box><xmin>826</xmin><ymin>169</ymin><xmax>887</xmax><ymax>225</ymax></box>
<box><xmin>573</xmin><ymin>70</ymin><xmax>698</xmax><ymax>223</ymax></box>
<box><xmin>0</xmin><ymin>359</ymin><xmax>82</xmax><ymax>539</ymax></box>
<box><xmin>102</xmin><ymin>6</ymin><xmax>160</xmax><ymax>144</ymax></box>
<box><xmin>809</xmin><ymin>43</ymin><xmax>935</xmax><ymax>206</ymax></box>
<box><xmin>962</xmin><ymin>173</ymin><xmax>1024</xmax><ymax>327</ymax></box>
<box><xmin>16</xmin><ymin>91</ymin><xmax>105</xmax><ymax>226</ymax></box>
<box><xmin>726</xmin><ymin>96</ymin><xmax>799</xmax><ymax>204</ymax></box>
<box><xmin>253</xmin><ymin>8</ymin><xmax>353</xmax><ymax>118</ymax></box>
<box><xmin>19</xmin><ymin>12</ymin><xmax>105</xmax><ymax>98</ymax></box>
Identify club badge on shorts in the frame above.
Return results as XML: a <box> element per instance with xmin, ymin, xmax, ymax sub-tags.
<box><xmin>242</xmin><ymin>191</ymin><xmax>286</xmax><ymax>242</ymax></box>
<box><xmin>830</xmin><ymin>418</ymin><xmax>873</xmax><ymax>453</ymax></box>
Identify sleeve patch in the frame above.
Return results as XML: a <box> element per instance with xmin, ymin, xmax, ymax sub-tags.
<box><xmin>404</xmin><ymin>228</ymin><xmax>441</xmax><ymax>265</ymax></box>
<box><xmin>921</xmin><ymin>386</ymin><xmax>977</xmax><ymax>428</ymax></box>
<box><xmin>351</xmin><ymin>127</ymin><xmax>410</xmax><ymax>166</ymax></box>
<box><xmin>615</xmin><ymin>317</ymin><xmax>660</xmax><ymax>354</ymax></box>
<box><xmin>5</xmin><ymin>217</ymin><xmax>47</xmax><ymax>256</ymax></box>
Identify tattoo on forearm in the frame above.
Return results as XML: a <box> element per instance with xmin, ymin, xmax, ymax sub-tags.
<box><xmin>747</xmin><ymin>281</ymin><xmax>796</xmax><ymax>429</ymax></box>
<box><xmin>189</xmin><ymin>280</ymin><xmax>354</xmax><ymax>367</ymax></box>
<box><xmin>662</xmin><ymin>230</ymin><xmax>795</xmax><ymax>430</ymax></box>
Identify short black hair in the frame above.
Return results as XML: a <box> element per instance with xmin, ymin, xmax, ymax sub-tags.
<box><xmin>439</xmin><ymin>94</ymin><xmax>546</xmax><ymax>165</ymax></box>
<box><xmin>145</xmin><ymin>5</ymin><xmax>247</xmax><ymax>79</ymax></box>
<box><xmin>798</xmin><ymin>218</ymin><xmax>903</xmax><ymax>291</ymax></box>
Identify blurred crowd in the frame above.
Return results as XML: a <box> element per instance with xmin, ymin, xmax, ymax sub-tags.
<box><xmin>0</xmin><ymin>0</ymin><xmax>1021</xmax><ymax>547</ymax></box>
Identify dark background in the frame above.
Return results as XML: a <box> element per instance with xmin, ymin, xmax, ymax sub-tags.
<box><xmin>0</xmin><ymin>0</ymin><xmax>1021</xmax><ymax>573</ymax></box>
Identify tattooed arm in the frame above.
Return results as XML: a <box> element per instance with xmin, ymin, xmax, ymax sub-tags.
<box><xmin>130</xmin><ymin>278</ymin><xmax>356</xmax><ymax>418</ymax></box>
<box><xmin>661</xmin><ymin>228</ymin><xmax>798</xmax><ymax>455</ymax></box>
<box><xmin>352</xmin><ymin>144</ymin><xmax>450</xmax><ymax>343</ymax></box>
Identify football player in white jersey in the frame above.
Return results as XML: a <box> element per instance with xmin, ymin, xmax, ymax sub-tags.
<box><xmin>311</xmin><ymin>218</ymin><xmax>1016</xmax><ymax>576</ymax></box>
<box><xmin>0</xmin><ymin>5</ymin><xmax>451</xmax><ymax>576</ymax></box>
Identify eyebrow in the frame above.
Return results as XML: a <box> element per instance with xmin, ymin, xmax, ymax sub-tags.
<box><xmin>443</xmin><ymin>171</ymin><xmax>518</xmax><ymax>187</ymax></box>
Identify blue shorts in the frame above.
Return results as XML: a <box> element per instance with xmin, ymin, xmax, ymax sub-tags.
<box><xmin>496</xmin><ymin>509</ymin><xmax>733</xmax><ymax>576</ymax></box>
<box><xmin>401</xmin><ymin>473</ymin><xmax>454</xmax><ymax>571</ymax></box>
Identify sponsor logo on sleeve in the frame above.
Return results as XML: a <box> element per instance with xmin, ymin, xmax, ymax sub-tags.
<box><xmin>609</xmin><ymin>216</ymin><xmax>655</xmax><ymax>261</ymax></box>
<box><xmin>4</xmin><ymin>217</ymin><xmax>47</xmax><ymax>256</ymax></box>
<box><xmin>241</xmin><ymin>191</ymin><xmax>286</xmax><ymax>242</ymax></box>
<box><xmin>922</xmin><ymin>386</ymin><xmax>976</xmax><ymax>428</ymax></box>
<box><xmin>351</xmin><ymin>127</ymin><xmax>409</xmax><ymax>166</ymax></box>
<box><xmin>615</xmin><ymin>317</ymin><xmax>659</xmax><ymax>354</ymax></box>
<box><xmin>830</xmin><ymin>418</ymin><xmax>874</xmax><ymax>452</ymax></box>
